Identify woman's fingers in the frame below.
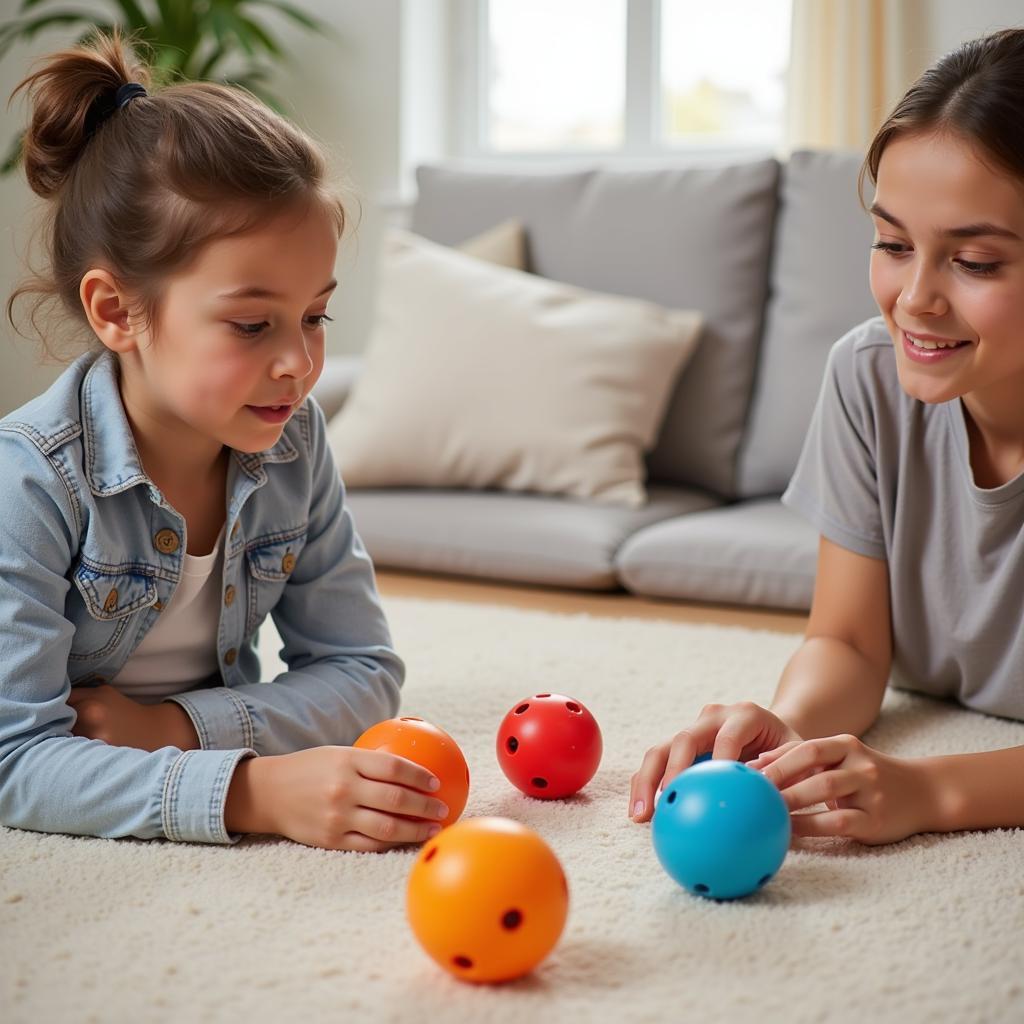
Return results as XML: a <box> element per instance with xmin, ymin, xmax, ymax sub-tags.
<box><xmin>789</xmin><ymin>808</ymin><xmax>863</xmax><ymax>838</ymax></box>
<box><xmin>774</xmin><ymin>768</ymin><xmax>859</xmax><ymax>812</ymax></box>
<box><xmin>760</xmin><ymin>735</ymin><xmax>853</xmax><ymax>792</ymax></box>
<box><xmin>747</xmin><ymin>739</ymin><xmax>800</xmax><ymax>771</ymax></box>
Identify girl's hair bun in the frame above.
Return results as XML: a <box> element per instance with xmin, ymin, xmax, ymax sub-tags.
<box><xmin>11</xmin><ymin>28</ymin><xmax>150</xmax><ymax>198</ymax></box>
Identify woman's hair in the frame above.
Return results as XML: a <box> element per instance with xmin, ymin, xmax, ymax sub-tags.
<box><xmin>861</xmin><ymin>27</ymin><xmax>1024</xmax><ymax>198</ymax></box>
<box><xmin>7</xmin><ymin>29</ymin><xmax>349</xmax><ymax>360</ymax></box>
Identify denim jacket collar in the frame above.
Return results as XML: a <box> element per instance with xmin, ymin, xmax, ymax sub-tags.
<box><xmin>81</xmin><ymin>350</ymin><xmax>298</xmax><ymax>499</ymax></box>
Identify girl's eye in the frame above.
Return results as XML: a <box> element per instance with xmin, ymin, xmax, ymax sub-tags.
<box><xmin>228</xmin><ymin>314</ymin><xmax>334</xmax><ymax>339</ymax></box>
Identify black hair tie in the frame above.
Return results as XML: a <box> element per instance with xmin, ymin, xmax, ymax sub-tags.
<box><xmin>115</xmin><ymin>82</ymin><xmax>147</xmax><ymax>109</ymax></box>
<box><xmin>84</xmin><ymin>82</ymin><xmax>148</xmax><ymax>139</ymax></box>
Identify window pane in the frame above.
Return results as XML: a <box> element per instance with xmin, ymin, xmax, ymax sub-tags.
<box><xmin>661</xmin><ymin>0</ymin><xmax>791</xmax><ymax>145</ymax></box>
<box><xmin>487</xmin><ymin>0</ymin><xmax>626</xmax><ymax>151</ymax></box>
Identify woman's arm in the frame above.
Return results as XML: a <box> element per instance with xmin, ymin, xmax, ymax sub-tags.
<box><xmin>923</xmin><ymin>746</ymin><xmax>1024</xmax><ymax>832</ymax></box>
<box><xmin>770</xmin><ymin>536</ymin><xmax>893</xmax><ymax>738</ymax></box>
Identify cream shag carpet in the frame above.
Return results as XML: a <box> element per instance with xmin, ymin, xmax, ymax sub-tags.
<box><xmin>2</xmin><ymin>597</ymin><xmax>1024</xmax><ymax>1024</ymax></box>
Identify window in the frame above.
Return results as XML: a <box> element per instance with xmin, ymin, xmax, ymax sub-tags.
<box><xmin>459</xmin><ymin>0</ymin><xmax>792</xmax><ymax>159</ymax></box>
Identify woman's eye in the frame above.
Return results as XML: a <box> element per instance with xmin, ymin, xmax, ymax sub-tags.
<box><xmin>870</xmin><ymin>241</ymin><xmax>909</xmax><ymax>255</ymax></box>
<box><xmin>306</xmin><ymin>314</ymin><xmax>335</xmax><ymax>328</ymax></box>
<box><xmin>957</xmin><ymin>259</ymin><xmax>1001</xmax><ymax>276</ymax></box>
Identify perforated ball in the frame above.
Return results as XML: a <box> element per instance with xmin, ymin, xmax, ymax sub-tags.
<box><xmin>652</xmin><ymin>759</ymin><xmax>790</xmax><ymax>900</ymax></box>
<box><xmin>496</xmin><ymin>693</ymin><xmax>602</xmax><ymax>799</ymax></box>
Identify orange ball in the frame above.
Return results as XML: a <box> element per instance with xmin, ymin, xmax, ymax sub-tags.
<box><xmin>354</xmin><ymin>716</ymin><xmax>470</xmax><ymax>828</ymax></box>
<box><xmin>406</xmin><ymin>817</ymin><xmax>569</xmax><ymax>983</ymax></box>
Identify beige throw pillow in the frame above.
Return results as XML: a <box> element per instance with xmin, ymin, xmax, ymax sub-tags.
<box><xmin>456</xmin><ymin>218</ymin><xmax>526</xmax><ymax>268</ymax></box>
<box><xmin>327</xmin><ymin>229</ymin><xmax>703</xmax><ymax>507</ymax></box>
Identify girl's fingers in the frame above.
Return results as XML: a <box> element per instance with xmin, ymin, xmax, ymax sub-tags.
<box><xmin>789</xmin><ymin>808</ymin><xmax>863</xmax><ymax>838</ymax></box>
<box><xmin>354</xmin><ymin>749</ymin><xmax>440</xmax><ymax>795</ymax></box>
<box><xmin>351</xmin><ymin>807</ymin><xmax>441</xmax><ymax>846</ymax></box>
<box><xmin>357</xmin><ymin>779</ymin><xmax>449</xmax><ymax>822</ymax></box>
<box><xmin>335</xmin><ymin>832</ymin><xmax>391</xmax><ymax>854</ymax></box>
<box><xmin>774</xmin><ymin>768</ymin><xmax>859</xmax><ymax>812</ymax></box>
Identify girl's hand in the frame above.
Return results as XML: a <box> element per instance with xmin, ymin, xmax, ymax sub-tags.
<box><xmin>228</xmin><ymin>746</ymin><xmax>451</xmax><ymax>853</ymax></box>
<box><xmin>67</xmin><ymin>684</ymin><xmax>196</xmax><ymax>751</ymax></box>
<box><xmin>749</xmin><ymin>734</ymin><xmax>941</xmax><ymax>845</ymax></box>
<box><xmin>629</xmin><ymin>702</ymin><xmax>802</xmax><ymax>822</ymax></box>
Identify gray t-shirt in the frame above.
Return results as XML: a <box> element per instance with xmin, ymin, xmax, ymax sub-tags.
<box><xmin>782</xmin><ymin>315</ymin><xmax>1024</xmax><ymax>721</ymax></box>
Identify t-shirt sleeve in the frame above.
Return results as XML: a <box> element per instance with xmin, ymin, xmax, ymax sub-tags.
<box><xmin>781</xmin><ymin>330</ymin><xmax>888</xmax><ymax>561</ymax></box>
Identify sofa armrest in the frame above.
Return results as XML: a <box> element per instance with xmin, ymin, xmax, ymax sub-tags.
<box><xmin>311</xmin><ymin>354</ymin><xmax>363</xmax><ymax>421</ymax></box>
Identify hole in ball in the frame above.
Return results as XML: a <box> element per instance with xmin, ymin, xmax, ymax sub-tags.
<box><xmin>532</xmin><ymin>777</ymin><xmax>548</xmax><ymax>789</ymax></box>
<box><xmin>694</xmin><ymin>884</ymin><xmax>710</xmax><ymax>894</ymax></box>
<box><xmin>424</xmin><ymin>847</ymin><xmax>438</xmax><ymax>862</ymax></box>
<box><xmin>566</xmin><ymin>702</ymin><xmax>581</xmax><ymax>713</ymax></box>
<box><xmin>453</xmin><ymin>955</ymin><xmax>473</xmax><ymax>970</ymax></box>
<box><xmin>502</xmin><ymin>909</ymin><xmax>523</xmax><ymax>930</ymax></box>
<box><xmin>400</xmin><ymin>717</ymin><xmax>423</xmax><ymax>722</ymax></box>
<box><xmin>536</xmin><ymin>693</ymin><xmax>551</xmax><ymax>698</ymax></box>
<box><xmin>666</xmin><ymin>791</ymin><xmax>677</xmax><ymax>804</ymax></box>
<box><xmin>515</xmin><ymin>704</ymin><xmax>529</xmax><ymax>715</ymax></box>
<box><xmin>506</xmin><ymin>736</ymin><xmax>519</xmax><ymax>754</ymax></box>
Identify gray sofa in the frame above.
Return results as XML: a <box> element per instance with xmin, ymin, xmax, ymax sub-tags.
<box><xmin>312</xmin><ymin>151</ymin><xmax>879</xmax><ymax>610</ymax></box>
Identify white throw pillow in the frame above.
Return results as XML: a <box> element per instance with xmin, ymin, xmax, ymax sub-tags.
<box><xmin>327</xmin><ymin>229</ymin><xmax>703</xmax><ymax>507</ymax></box>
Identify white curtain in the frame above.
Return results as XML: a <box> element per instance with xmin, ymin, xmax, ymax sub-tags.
<box><xmin>784</xmin><ymin>0</ymin><xmax>930</xmax><ymax>152</ymax></box>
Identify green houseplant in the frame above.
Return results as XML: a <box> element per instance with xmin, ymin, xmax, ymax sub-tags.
<box><xmin>0</xmin><ymin>0</ymin><xmax>337</xmax><ymax>173</ymax></box>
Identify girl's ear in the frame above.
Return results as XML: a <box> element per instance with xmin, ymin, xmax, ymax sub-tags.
<box><xmin>79</xmin><ymin>268</ymin><xmax>140</xmax><ymax>353</ymax></box>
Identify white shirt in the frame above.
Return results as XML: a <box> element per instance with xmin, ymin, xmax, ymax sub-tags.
<box><xmin>114</xmin><ymin>526</ymin><xmax>225</xmax><ymax>704</ymax></box>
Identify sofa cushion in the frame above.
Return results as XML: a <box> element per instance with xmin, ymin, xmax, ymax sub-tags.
<box><xmin>412</xmin><ymin>160</ymin><xmax>780</xmax><ymax>497</ymax></box>
<box><xmin>735</xmin><ymin>150</ymin><xmax>879</xmax><ymax>498</ymax></box>
<box><xmin>345</xmin><ymin>485</ymin><xmax>721</xmax><ymax>590</ymax></box>
<box><xmin>327</xmin><ymin>229</ymin><xmax>703</xmax><ymax>507</ymax></box>
<box><xmin>615</xmin><ymin>499</ymin><xmax>817</xmax><ymax>609</ymax></box>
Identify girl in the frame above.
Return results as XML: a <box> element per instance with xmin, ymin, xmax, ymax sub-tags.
<box><xmin>630</xmin><ymin>27</ymin><xmax>1024</xmax><ymax>845</ymax></box>
<box><xmin>0</xmin><ymin>32</ymin><xmax>449</xmax><ymax>851</ymax></box>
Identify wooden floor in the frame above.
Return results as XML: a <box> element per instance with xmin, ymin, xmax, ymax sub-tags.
<box><xmin>376</xmin><ymin>570</ymin><xmax>808</xmax><ymax>634</ymax></box>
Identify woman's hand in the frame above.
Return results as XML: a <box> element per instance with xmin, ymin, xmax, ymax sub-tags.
<box><xmin>629</xmin><ymin>701</ymin><xmax>803</xmax><ymax>822</ymax></box>
<box><xmin>226</xmin><ymin>746</ymin><xmax>451</xmax><ymax>853</ymax></box>
<box><xmin>67</xmin><ymin>684</ymin><xmax>197</xmax><ymax>751</ymax></box>
<box><xmin>749</xmin><ymin>734</ymin><xmax>941</xmax><ymax>845</ymax></box>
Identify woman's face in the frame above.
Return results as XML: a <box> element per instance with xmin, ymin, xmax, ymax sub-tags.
<box><xmin>869</xmin><ymin>130</ymin><xmax>1024</xmax><ymax>409</ymax></box>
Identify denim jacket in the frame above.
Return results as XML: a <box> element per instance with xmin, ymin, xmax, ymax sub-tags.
<box><xmin>0</xmin><ymin>350</ymin><xmax>403</xmax><ymax>844</ymax></box>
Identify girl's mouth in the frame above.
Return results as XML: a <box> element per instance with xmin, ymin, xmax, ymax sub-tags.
<box><xmin>901</xmin><ymin>330</ymin><xmax>972</xmax><ymax>364</ymax></box>
<box><xmin>246</xmin><ymin>403</ymin><xmax>293</xmax><ymax>424</ymax></box>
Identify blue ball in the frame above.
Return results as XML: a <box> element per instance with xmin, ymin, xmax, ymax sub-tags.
<box><xmin>652</xmin><ymin>759</ymin><xmax>790</xmax><ymax>900</ymax></box>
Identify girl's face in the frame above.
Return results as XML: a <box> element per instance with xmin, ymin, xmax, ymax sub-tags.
<box><xmin>128</xmin><ymin>201</ymin><xmax>338</xmax><ymax>456</ymax></box>
<box><xmin>869</xmin><ymin>130</ymin><xmax>1024</xmax><ymax>409</ymax></box>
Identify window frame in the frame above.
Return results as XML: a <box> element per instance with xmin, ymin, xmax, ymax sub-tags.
<box><xmin>455</xmin><ymin>0</ymin><xmax>787</xmax><ymax>164</ymax></box>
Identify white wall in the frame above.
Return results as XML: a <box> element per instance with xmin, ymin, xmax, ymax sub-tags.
<box><xmin>0</xmin><ymin>0</ymin><xmax>1021</xmax><ymax>415</ymax></box>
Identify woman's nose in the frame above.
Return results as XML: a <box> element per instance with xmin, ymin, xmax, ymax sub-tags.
<box><xmin>898</xmin><ymin>260</ymin><xmax>949</xmax><ymax>318</ymax></box>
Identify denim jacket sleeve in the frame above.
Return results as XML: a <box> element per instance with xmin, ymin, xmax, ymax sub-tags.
<box><xmin>166</xmin><ymin>400</ymin><xmax>404</xmax><ymax>755</ymax></box>
<box><xmin>0</xmin><ymin>429</ymin><xmax>254</xmax><ymax>844</ymax></box>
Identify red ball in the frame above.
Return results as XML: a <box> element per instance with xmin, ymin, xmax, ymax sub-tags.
<box><xmin>496</xmin><ymin>693</ymin><xmax>602</xmax><ymax>799</ymax></box>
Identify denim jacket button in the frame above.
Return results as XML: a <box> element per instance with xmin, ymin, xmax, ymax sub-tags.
<box><xmin>281</xmin><ymin>552</ymin><xmax>296</xmax><ymax>574</ymax></box>
<box><xmin>224</xmin><ymin>647</ymin><xmax>237</xmax><ymax>666</ymax></box>
<box><xmin>230</xmin><ymin>522</ymin><xmax>241</xmax><ymax>540</ymax></box>
<box><xmin>153</xmin><ymin>600</ymin><xmax>164</xmax><ymax>612</ymax></box>
<box><xmin>103</xmin><ymin>588</ymin><xmax>118</xmax><ymax>613</ymax></box>
<box><xmin>154</xmin><ymin>529</ymin><xmax>180</xmax><ymax>554</ymax></box>
<box><xmin>224</xmin><ymin>585</ymin><xmax>236</xmax><ymax>607</ymax></box>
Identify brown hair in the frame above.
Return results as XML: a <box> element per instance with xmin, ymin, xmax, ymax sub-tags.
<box><xmin>861</xmin><ymin>27</ymin><xmax>1024</xmax><ymax>200</ymax></box>
<box><xmin>7</xmin><ymin>29</ymin><xmax>348</xmax><ymax>361</ymax></box>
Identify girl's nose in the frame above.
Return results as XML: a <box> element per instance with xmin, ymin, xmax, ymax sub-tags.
<box><xmin>274</xmin><ymin>333</ymin><xmax>314</xmax><ymax>380</ymax></box>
